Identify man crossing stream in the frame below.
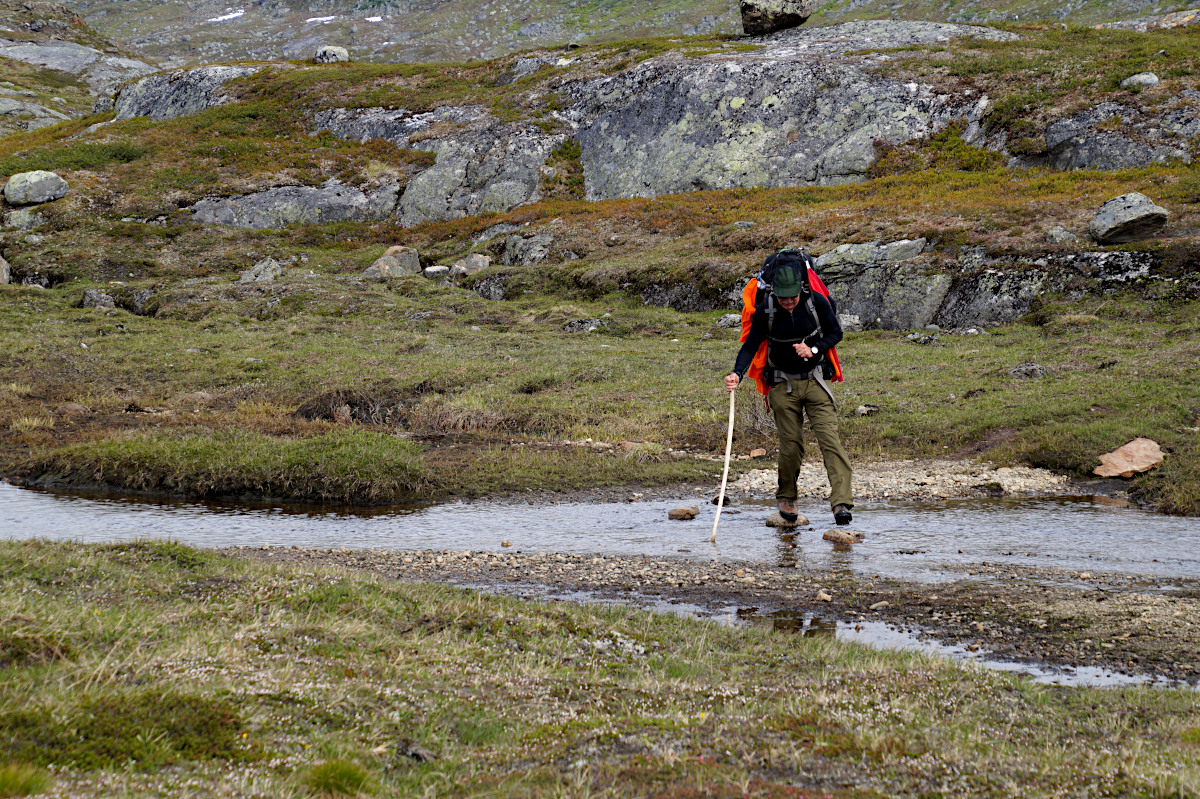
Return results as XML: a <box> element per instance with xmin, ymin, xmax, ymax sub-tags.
<box><xmin>724</xmin><ymin>256</ymin><xmax>854</xmax><ymax>526</ymax></box>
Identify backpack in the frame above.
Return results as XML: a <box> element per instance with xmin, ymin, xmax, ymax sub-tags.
<box><xmin>739</xmin><ymin>249</ymin><xmax>844</xmax><ymax>397</ymax></box>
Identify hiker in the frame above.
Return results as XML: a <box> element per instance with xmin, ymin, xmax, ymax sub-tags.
<box><xmin>723</xmin><ymin>258</ymin><xmax>854</xmax><ymax>526</ymax></box>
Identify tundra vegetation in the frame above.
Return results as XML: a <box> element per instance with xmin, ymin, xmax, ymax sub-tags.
<box><xmin>0</xmin><ymin>539</ymin><xmax>1198</xmax><ymax>797</ymax></box>
<box><xmin>0</xmin><ymin>24</ymin><xmax>1199</xmax><ymax>516</ymax></box>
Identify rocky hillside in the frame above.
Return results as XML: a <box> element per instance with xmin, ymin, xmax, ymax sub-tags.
<box><xmin>58</xmin><ymin>0</ymin><xmax>1199</xmax><ymax>68</ymax></box>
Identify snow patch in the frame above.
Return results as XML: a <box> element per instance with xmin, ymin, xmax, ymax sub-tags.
<box><xmin>306</xmin><ymin>15</ymin><xmax>337</xmax><ymax>23</ymax></box>
<box><xmin>207</xmin><ymin>8</ymin><xmax>245</xmax><ymax>22</ymax></box>
<box><xmin>365</xmin><ymin>16</ymin><xmax>383</xmax><ymax>22</ymax></box>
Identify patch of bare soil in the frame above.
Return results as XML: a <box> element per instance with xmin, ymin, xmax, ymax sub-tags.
<box><xmin>235</xmin><ymin>544</ymin><xmax>1200</xmax><ymax>686</ymax></box>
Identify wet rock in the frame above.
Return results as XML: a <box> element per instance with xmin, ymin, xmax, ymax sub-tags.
<box><xmin>475</xmin><ymin>276</ymin><xmax>507</xmax><ymax>301</ymax></box>
<box><xmin>710</xmin><ymin>495</ymin><xmax>734</xmax><ymax>506</ymax></box>
<box><xmin>239</xmin><ymin>257</ymin><xmax>284</xmax><ymax>284</ymax></box>
<box><xmin>1093</xmin><ymin>438</ymin><xmax>1165</xmax><ymax>478</ymax></box>
<box><xmin>766</xmin><ymin>511</ymin><xmax>807</xmax><ymax>528</ymax></box>
<box><xmin>3</xmin><ymin>170</ymin><xmax>68</xmax><ymax>205</ymax></box>
<box><xmin>313</xmin><ymin>45</ymin><xmax>350</xmax><ymax>63</ymax></box>
<box><xmin>114</xmin><ymin>66</ymin><xmax>261</xmax><ymax>122</ymax></box>
<box><xmin>823</xmin><ymin>528</ymin><xmax>864</xmax><ymax>544</ymax></box>
<box><xmin>740</xmin><ymin>0</ymin><xmax>814</xmax><ymax>36</ymax></box>
<box><xmin>564</xmin><ymin>318</ymin><xmax>604</xmax><ymax>333</ymax></box>
<box><xmin>869</xmin><ymin>600</ymin><xmax>890</xmax><ymax>610</ymax></box>
<box><xmin>816</xmin><ymin>589</ymin><xmax>833</xmax><ymax>602</ymax></box>
<box><xmin>1119</xmin><ymin>72</ymin><xmax>1159</xmax><ymax>89</ymax></box>
<box><xmin>190</xmin><ymin>181</ymin><xmax>398</xmax><ymax>229</ymax></box>
<box><xmin>668</xmin><ymin>505</ymin><xmax>699</xmax><ymax>520</ymax></box>
<box><xmin>502</xmin><ymin>233</ymin><xmax>553</xmax><ymax>266</ymax></box>
<box><xmin>1089</xmin><ymin>192</ymin><xmax>1169</xmax><ymax>244</ymax></box>
<box><xmin>81</xmin><ymin>288</ymin><xmax>115</xmax><ymax>309</ymax></box>
<box><xmin>1009</xmin><ymin>362</ymin><xmax>1045</xmax><ymax>379</ymax></box>
<box><xmin>450</xmin><ymin>253</ymin><xmax>490</xmax><ymax>278</ymax></box>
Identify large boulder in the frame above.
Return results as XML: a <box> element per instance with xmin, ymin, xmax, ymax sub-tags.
<box><xmin>571</xmin><ymin>22</ymin><xmax>1015</xmax><ymax>200</ymax></box>
<box><xmin>189</xmin><ymin>181</ymin><xmax>398</xmax><ymax>229</ymax></box>
<box><xmin>114</xmin><ymin>65</ymin><xmax>262</xmax><ymax>122</ymax></box>
<box><xmin>1089</xmin><ymin>193</ymin><xmax>1169</xmax><ymax>244</ymax></box>
<box><xmin>3</xmin><ymin>171</ymin><xmax>68</xmax><ymax>205</ymax></box>
<box><xmin>740</xmin><ymin>0</ymin><xmax>814</xmax><ymax>36</ymax></box>
<box><xmin>313</xmin><ymin>46</ymin><xmax>350</xmax><ymax>63</ymax></box>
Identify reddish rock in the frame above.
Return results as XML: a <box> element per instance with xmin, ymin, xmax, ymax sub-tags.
<box><xmin>1093</xmin><ymin>438</ymin><xmax>1164</xmax><ymax>478</ymax></box>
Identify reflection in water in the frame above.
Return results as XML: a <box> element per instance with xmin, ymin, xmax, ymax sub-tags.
<box><xmin>3</xmin><ymin>481</ymin><xmax>1200</xmax><ymax>582</ymax></box>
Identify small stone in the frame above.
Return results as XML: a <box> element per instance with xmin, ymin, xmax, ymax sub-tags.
<box><xmin>423</xmin><ymin>265</ymin><xmax>451</xmax><ymax>279</ymax></box>
<box><xmin>501</xmin><ymin>540</ymin><xmax>512</xmax><ymax>547</ymax></box>
<box><xmin>749</xmin><ymin>448</ymin><xmax>767</xmax><ymax>457</ymax></box>
<box><xmin>55</xmin><ymin>402</ymin><xmax>89</xmax><ymax>417</ymax></box>
<box><xmin>668</xmin><ymin>505</ymin><xmax>699</xmax><ymax>521</ymax></box>
<box><xmin>869</xmin><ymin>600</ymin><xmax>890</xmax><ymax>611</ymax></box>
<box><xmin>1119</xmin><ymin>72</ymin><xmax>1159</xmax><ymax>90</ymax></box>
<box><xmin>1046</xmin><ymin>225</ymin><xmax>1078</xmax><ymax>244</ymax></box>
<box><xmin>854</xmin><ymin>404</ymin><xmax>880</xmax><ymax>416</ymax></box>
<box><xmin>823</xmin><ymin>528</ymin><xmax>864</xmax><ymax>544</ymax></box>
<box><xmin>1009</xmin><ymin>362</ymin><xmax>1045</xmax><ymax>379</ymax></box>
<box><xmin>816</xmin><ymin>590</ymin><xmax>833</xmax><ymax>602</ymax></box>
<box><xmin>717</xmin><ymin>313</ymin><xmax>742</xmax><ymax>329</ymax></box>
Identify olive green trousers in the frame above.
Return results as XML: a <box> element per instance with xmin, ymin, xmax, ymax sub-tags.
<box><xmin>767</xmin><ymin>378</ymin><xmax>854</xmax><ymax>508</ymax></box>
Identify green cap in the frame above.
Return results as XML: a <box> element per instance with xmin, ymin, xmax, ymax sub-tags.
<box><xmin>772</xmin><ymin>264</ymin><xmax>806</xmax><ymax>298</ymax></box>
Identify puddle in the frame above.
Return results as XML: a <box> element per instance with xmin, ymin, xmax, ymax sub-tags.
<box><xmin>4</xmin><ymin>482</ymin><xmax>1200</xmax><ymax>582</ymax></box>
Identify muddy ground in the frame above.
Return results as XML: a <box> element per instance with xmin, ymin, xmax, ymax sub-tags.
<box><xmin>231</xmin><ymin>512</ymin><xmax>1200</xmax><ymax>687</ymax></box>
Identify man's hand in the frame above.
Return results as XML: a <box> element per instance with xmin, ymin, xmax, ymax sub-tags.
<box><xmin>724</xmin><ymin>373</ymin><xmax>740</xmax><ymax>392</ymax></box>
<box><xmin>794</xmin><ymin>342</ymin><xmax>814</xmax><ymax>359</ymax></box>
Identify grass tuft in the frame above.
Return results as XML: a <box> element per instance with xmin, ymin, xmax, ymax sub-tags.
<box><xmin>0</xmin><ymin>763</ymin><xmax>50</xmax><ymax>798</ymax></box>
<box><xmin>303</xmin><ymin>759</ymin><xmax>377</xmax><ymax>797</ymax></box>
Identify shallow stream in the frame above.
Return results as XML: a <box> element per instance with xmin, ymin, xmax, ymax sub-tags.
<box><xmin>5</xmin><ymin>480</ymin><xmax>1199</xmax><ymax>688</ymax></box>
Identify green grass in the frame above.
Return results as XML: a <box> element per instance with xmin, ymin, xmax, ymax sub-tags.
<box><xmin>0</xmin><ymin>540</ymin><xmax>1196</xmax><ymax>797</ymax></box>
<box><xmin>0</xmin><ymin>141</ymin><xmax>145</xmax><ymax>177</ymax></box>
<box><xmin>0</xmin><ymin>763</ymin><xmax>50</xmax><ymax>798</ymax></box>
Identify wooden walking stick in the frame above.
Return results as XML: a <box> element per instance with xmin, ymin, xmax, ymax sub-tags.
<box><xmin>711</xmin><ymin>387</ymin><xmax>736</xmax><ymax>544</ymax></box>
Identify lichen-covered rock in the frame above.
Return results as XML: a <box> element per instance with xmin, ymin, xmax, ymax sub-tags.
<box><xmin>114</xmin><ymin>65</ymin><xmax>261</xmax><ymax>122</ymax></box>
<box><xmin>189</xmin><ymin>181</ymin><xmax>398</xmax><ymax>229</ymax></box>
<box><xmin>239</xmin><ymin>257</ymin><xmax>284</xmax><ymax>284</ymax></box>
<box><xmin>740</xmin><ymin>0</ymin><xmax>814</xmax><ymax>36</ymax></box>
<box><xmin>815</xmin><ymin>238</ymin><xmax>926</xmax><ymax>270</ymax></box>
<box><xmin>569</xmin><ymin>22</ymin><xmax>1014</xmax><ymax>200</ymax></box>
<box><xmin>313</xmin><ymin>46</ymin><xmax>350</xmax><ymax>63</ymax></box>
<box><xmin>641</xmin><ymin>283</ymin><xmax>723</xmax><ymax>313</ymax></box>
<box><xmin>1044</xmin><ymin>102</ymin><xmax>1190</xmax><ymax>171</ymax></box>
<box><xmin>1089</xmin><ymin>192</ymin><xmax>1170</xmax><ymax>243</ymax></box>
<box><xmin>81</xmin><ymin>288</ymin><xmax>115</xmax><ymax>309</ymax></box>
<box><xmin>502</xmin><ymin>233</ymin><xmax>553</xmax><ymax>266</ymax></box>
<box><xmin>823</xmin><ymin>263</ymin><xmax>951</xmax><ymax>330</ymax></box>
<box><xmin>934</xmin><ymin>268</ymin><xmax>1056</xmax><ymax>330</ymax></box>
<box><xmin>1119</xmin><ymin>72</ymin><xmax>1159</xmax><ymax>89</ymax></box>
<box><xmin>3</xmin><ymin>170</ymin><xmax>68</xmax><ymax>205</ymax></box>
<box><xmin>312</xmin><ymin>105</ymin><xmax>563</xmax><ymax>225</ymax></box>
<box><xmin>3</xmin><ymin>209</ymin><xmax>47</xmax><ymax>230</ymax></box>
<box><xmin>475</xmin><ymin>276</ymin><xmax>507</xmax><ymax>301</ymax></box>
<box><xmin>0</xmin><ymin>254</ymin><xmax>9</xmax><ymax>285</ymax></box>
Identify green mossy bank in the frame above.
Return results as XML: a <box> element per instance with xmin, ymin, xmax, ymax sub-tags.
<box><xmin>1</xmin><ymin>540</ymin><xmax>1198</xmax><ymax>797</ymax></box>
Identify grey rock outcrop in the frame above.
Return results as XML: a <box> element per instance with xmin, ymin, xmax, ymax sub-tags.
<box><xmin>823</xmin><ymin>263</ymin><xmax>952</xmax><ymax>330</ymax></box>
<box><xmin>1089</xmin><ymin>193</ymin><xmax>1169</xmax><ymax>243</ymax></box>
<box><xmin>239</xmin><ymin>257</ymin><xmax>284</xmax><ymax>284</ymax></box>
<box><xmin>449</xmin><ymin>253</ymin><xmax>490</xmax><ymax>277</ymax></box>
<box><xmin>1045</xmin><ymin>103</ymin><xmax>1188</xmax><ymax>171</ymax></box>
<box><xmin>0</xmin><ymin>254</ymin><xmax>9</xmax><ymax>285</ymax></box>
<box><xmin>569</xmin><ymin>22</ymin><xmax>1015</xmax><ymax>200</ymax></box>
<box><xmin>81</xmin><ymin>288</ymin><xmax>115</xmax><ymax>309</ymax></box>
<box><xmin>933</xmin><ymin>267</ymin><xmax>1054</xmax><ymax>330</ymax></box>
<box><xmin>363</xmin><ymin>246</ymin><xmax>422</xmax><ymax>279</ymax></box>
<box><xmin>502</xmin><ymin>233</ymin><xmax>553</xmax><ymax>266</ymax></box>
<box><xmin>815</xmin><ymin>238</ymin><xmax>926</xmax><ymax>270</ymax></box>
<box><xmin>1046</xmin><ymin>226</ymin><xmax>1078</xmax><ymax>244</ymax></box>
<box><xmin>313</xmin><ymin>105</ymin><xmax>563</xmax><ymax>225</ymax></box>
<box><xmin>189</xmin><ymin>181</ymin><xmax>398</xmax><ymax>229</ymax></box>
<box><xmin>740</xmin><ymin>0</ymin><xmax>814</xmax><ymax>36</ymax></box>
<box><xmin>3</xmin><ymin>209</ymin><xmax>47</xmax><ymax>230</ymax></box>
<box><xmin>313</xmin><ymin>46</ymin><xmax>350</xmax><ymax>63</ymax></box>
<box><xmin>0</xmin><ymin>38</ymin><xmax>155</xmax><ymax>97</ymax></box>
<box><xmin>3</xmin><ymin>171</ymin><xmax>69</xmax><ymax>205</ymax></box>
<box><xmin>114</xmin><ymin>65</ymin><xmax>261</xmax><ymax>122</ymax></box>
<box><xmin>475</xmin><ymin>276</ymin><xmax>507</xmax><ymax>301</ymax></box>
<box><xmin>0</xmin><ymin>95</ymin><xmax>71</xmax><ymax>136</ymax></box>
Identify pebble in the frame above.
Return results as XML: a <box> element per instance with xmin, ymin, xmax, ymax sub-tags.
<box><xmin>816</xmin><ymin>590</ymin><xmax>833</xmax><ymax>602</ymax></box>
<box><xmin>668</xmin><ymin>506</ymin><xmax>699</xmax><ymax>521</ymax></box>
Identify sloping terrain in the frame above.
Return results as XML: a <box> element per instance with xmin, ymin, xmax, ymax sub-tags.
<box><xmin>0</xmin><ymin>20</ymin><xmax>1199</xmax><ymax>513</ymax></box>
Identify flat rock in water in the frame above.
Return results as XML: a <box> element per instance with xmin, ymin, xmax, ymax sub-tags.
<box><xmin>823</xmin><ymin>528</ymin><xmax>865</xmax><ymax>544</ymax></box>
<box><xmin>668</xmin><ymin>505</ymin><xmax>699</xmax><ymax>520</ymax></box>
<box><xmin>1094</xmin><ymin>437</ymin><xmax>1165</xmax><ymax>478</ymax></box>
<box><xmin>766</xmin><ymin>511</ymin><xmax>808</xmax><ymax>528</ymax></box>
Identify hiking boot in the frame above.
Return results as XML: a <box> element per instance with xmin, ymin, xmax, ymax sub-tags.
<box><xmin>777</xmin><ymin>500</ymin><xmax>799</xmax><ymax>523</ymax></box>
<box><xmin>833</xmin><ymin>504</ymin><xmax>853</xmax><ymax>525</ymax></box>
